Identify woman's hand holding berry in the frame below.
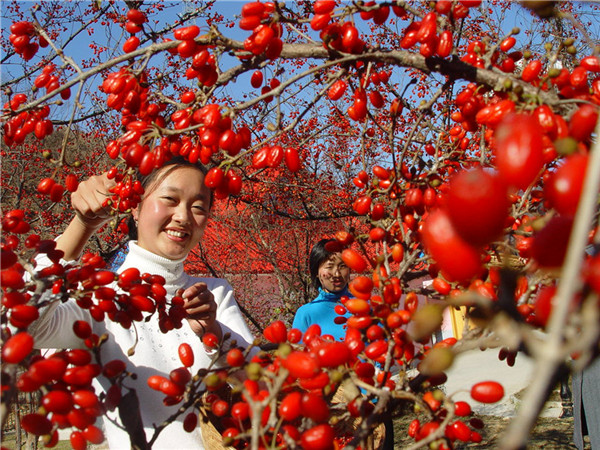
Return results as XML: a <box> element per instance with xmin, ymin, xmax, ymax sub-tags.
<box><xmin>180</xmin><ymin>282</ymin><xmax>222</xmax><ymax>341</ymax></box>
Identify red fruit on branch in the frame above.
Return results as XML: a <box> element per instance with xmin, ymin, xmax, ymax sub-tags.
<box><xmin>301</xmin><ymin>424</ymin><xmax>335</xmax><ymax>450</ymax></box>
<box><xmin>252</xmin><ymin>146</ymin><xmax>270</xmax><ymax>169</ymax></box>
<box><xmin>534</xmin><ymin>104</ymin><xmax>558</xmax><ymax>140</ymax></box>
<box><xmin>446</xmin><ymin>168</ymin><xmax>509</xmax><ymax>247</ymax></box>
<box><xmin>341</xmin><ymin>248</ymin><xmax>368</xmax><ymax>273</ymax></box>
<box><xmin>10</xmin><ymin>21</ymin><xmax>35</xmax><ymax>35</ymax></box>
<box><xmin>230</xmin><ymin>401</ymin><xmax>250</xmax><ymax>421</ymax></box>
<box><xmin>174</xmin><ymin>25</ymin><xmax>200</xmax><ymax>41</ymax></box>
<box><xmin>544</xmin><ymin>153</ymin><xmax>588</xmax><ymax>216</ymax></box>
<box><xmin>70</xmin><ymin>431</ymin><xmax>87</xmax><ymax>450</ymax></box>
<box><xmin>83</xmin><ymin>425</ymin><xmax>105</xmax><ymax>445</ymax></box>
<box><xmin>241</xmin><ymin>1</ymin><xmax>265</xmax><ymax>17</ymax></box>
<box><xmin>73</xmin><ymin>390</ymin><xmax>100</xmax><ymax>408</ymax></box>
<box><xmin>451</xmin><ymin>420</ymin><xmax>472</xmax><ymax>442</ymax></box>
<box><xmin>279</xmin><ymin>391</ymin><xmax>302</xmax><ymax>421</ymax></box>
<box><xmin>122</xmin><ymin>36</ymin><xmax>140</xmax><ymax>53</ymax></box>
<box><xmin>521</xmin><ymin>59</ymin><xmax>543</xmax><ymax>82</ymax></box>
<box><xmin>21</xmin><ymin>413</ymin><xmax>53</xmax><ymax>436</ymax></box>
<box><xmin>41</xmin><ymin>390</ymin><xmax>76</xmax><ymax>417</ymax></box>
<box><xmin>416</xmin><ymin>421</ymin><xmax>440</xmax><ymax>441</ymax></box>
<box><xmin>422</xmin><ymin>209</ymin><xmax>482</xmax><ymax>283</ymax></box>
<box><xmin>500</xmin><ymin>36</ymin><xmax>516</xmax><ymax>52</ymax></box>
<box><xmin>177</xmin><ymin>343</ymin><xmax>194</xmax><ymax>367</ymax></box>
<box><xmin>437</xmin><ymin>30</ymin><xmax>453</xmax><ymax>57</ymax></box>
<box><xmin>301</xmin><ymin>392</ymin><xmax>330</xmax><ymax>423</ymax></box>
<box><xmin>127</xmin><ymin>9</ymin><xmax>147</xmax><ymax>25</ymax></box>
<box><xmin>313</xmin><ymin>0</ymin><xmax>336</xmax><ymax>14</ymax></box>
<box><xmin>531</xmin><ymin>215</ymin><xmax>573</xmax><ymax>268</ymax></box>
<box><xmin>580</xmin><ymin>55</ymin><xmax>600</xmax><ymax>72</ymax></box>
<box><xmin>28</xmin><ymin>356</ymin><xmax>67</xmax><ymax>385</ymax></box>
<box><xmin>37</xmin><ymin>177</ymin><xmax>55</xmax><ymax>195</ymax></box>
<box><xmin>454</xmin><ymin>400</ymin><xmax>472</xmax><ymax>416</ymax></box>
<box><xmin>493</xmin><ymin>113</ymin><xmax>544</xmax><ymax>190</ymax></box>
<box><xmin>352</xmin><ymin>195</ymin><xmax>372</xmax><ymax>215</ymax></box>
<box><xmin>72</xmin><ymin>320</ymin><xmax>92</xmax><ymax>339</ymax></box>
<box><xmin>470</xmin><ymin>381</ymin><xmax>504</xmax><ymax>403</ymax></box>
<box><xmin>284</xmin><ymin>147</ymin><xmax>301</xmax><ymax>172</ymax></box>
<box><xmin>314</xmin><ymin>341</ymin><xmax>351</xmax><ymax>368</ymax></box>
<box><xmin>349</xmin><ymin>275</ymin><xmax>374</xmax><ymax>296</ymax></box>
<box><xmin>205</xmin><ymin>167</ymin><xmax>224</xmax><ymax>189</ymax></box>
<box><xmin>226</xmin><ymin>348</ymin><xmax>245</xmax><ymax>367</ymax></box>
<box><xmin>202</xmin><ymin>332</ymin><xmax>219</xmax><ymax>348</ymax></box>
<box><xmin>284</xmin><ymin>351</ymin><xmax>319</xmax><ymax>379</ymax></box>
<box><xmin>328</xmin><ymin>79</ymin><xmax>347</xmax><ymax>101</ymax></box>
<box><xmin>2</xmin><ymin>331</ymin><xmax>34</xmax><ymax>364</ymax></box>
<box><xmin>267</xmin><ymin>145</ymin><xmax>284</xmax><ymax>168</ymax></box>
<box><xmin>568</xmin><ymin>104</ymin><xmax>598</xmax><ymax>142</ymax></box>
<box><xmin>365</xmin><ymin>339</ymin><xmax>388</xmax><ymax>360</ymax></box>
<box><xmin>250</xmin><ymin>70</ymin><xmax>263</xmax><ymax>88</ymax></box>
<box><xmin>408</xmin><ymin>418</ymin><xmax>420</xmax><ymax>438</ymax></box>
<box><xmin>102</xmin><ymin>359</ymin><xmax>127</xmax><ymax>378</ymax></box>
<box><xmin>432</xmin><ymin>277</ymin><xmax>451</xmax><ymax>295</ymax></box>
<box><xmin>263</xmin><ymin>320</ymin><xmax>287</xmax><ymax>343</ymax></box>
<box><xmin>310</xmin><ymin>13</ymin><xmax>331</xmax><ymax>31</ymax></box>
<box><xmin>416</xmin><ymin>12</ymin><xmax>437</xmax><ymax>44</ymax></box>
<box><xmin>65</xmin><ymin>174</ymin><xmax>79</xmax><ymax>192</ymax></box>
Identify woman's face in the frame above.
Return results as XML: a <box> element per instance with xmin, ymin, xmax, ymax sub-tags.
<box><xmin>318</xmin><ymin>253</ymin><xmax>350</xmax><ymax>293</ymax></box>
<box><xmin>133</xmin><ymin>166</ymin><xmax>211</xmax><ymax>260</ymax></box>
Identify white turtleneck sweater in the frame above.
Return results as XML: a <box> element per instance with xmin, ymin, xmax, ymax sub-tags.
<box><xmin>31</xmin><ymin>241</ymin><xmax>255</xmax><ymax>449</ymax></box>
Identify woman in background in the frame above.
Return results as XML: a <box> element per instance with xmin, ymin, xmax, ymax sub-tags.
<box><xmin>293</xmin><ymin>238</ymin><xmax>395</xmax><ymax>449</ymax></box>
<box><xmin>292</xmin><ymin>238</ymin><xmax>350</xmax><ymax>341</ymax></box>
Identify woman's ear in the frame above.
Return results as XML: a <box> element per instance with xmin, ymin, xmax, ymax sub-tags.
<box><xmin>131</xmin><ymin>206</ymin><xmax>139</xmax><ymax>222</ymax></box>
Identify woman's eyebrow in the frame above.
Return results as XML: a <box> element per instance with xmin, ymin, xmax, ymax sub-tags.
<box><xmin>160</xmin><ymin>186</ymin><xmax>209</xmax><ymax>201</ymax></box>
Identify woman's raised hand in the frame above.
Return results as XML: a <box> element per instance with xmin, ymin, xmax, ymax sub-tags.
<box><xmin>71</xmin><ymin>173</ymin><xmax>116</xmax><ymax>230</ymax></box>
<box><xmin>55</xmin><ymin>173</ymin><xmax>117</xmax><ymax>261</ymax></box>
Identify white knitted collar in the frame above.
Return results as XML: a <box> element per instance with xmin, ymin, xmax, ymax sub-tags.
<box><xmin>121</xmin><ymin>241</ymin><xmax>189</xmax><ymax>296</ymax></box>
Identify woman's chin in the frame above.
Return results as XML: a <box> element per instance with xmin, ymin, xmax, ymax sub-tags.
<box><xmin>329</xmin><ymin>285</ymin><xmax>347</xmax><ymax>293</ymax></box>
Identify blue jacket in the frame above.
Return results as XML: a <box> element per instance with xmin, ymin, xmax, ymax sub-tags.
<box><xmin>292</xmin><ymin>288</ymin><xmax>350</xmax><ymax>341</ymax></box>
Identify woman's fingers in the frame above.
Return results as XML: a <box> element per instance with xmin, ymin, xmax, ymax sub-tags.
<box><xmin>71</xmin><ymin>173</ymin><xmax>116</xmax><ymax>227</ymax></box>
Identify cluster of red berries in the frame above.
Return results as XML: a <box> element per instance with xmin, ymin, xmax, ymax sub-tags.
<box><xmin>2</xmin><ymin>94</ymin><xmax>54</xmax><ymax>146</ymax></box>
<box><xmin>8</xmin><ymin>21</ymin><xmax>48</xmax><ymax>61</ymax></box>
<box><xmin>186</xmin><ymin>315</ymin><xmax>504</xmax><ymax>450</ymax></box>
<box><xmin>36</xmin><ymin>174</ymin><xmax>79</xmax><ymax>204</ymax></box>
<box><xmin>124</xmin><ymin>8</ymin><xmax>147</xmax><ymax>35</ymax></box>
<box><xmin>238</xmin><ymin>2</ymin><xmax>283</xmax><ymax>60</ymax></box>
<box><xmin>0</xmin><ymin>213</ymin><xmax>203</xmax><ymax>447</ymax></box>
<box><xmin>7</xmin><ymin>323</ymin><xmax>115</xmax><ymax>448</ymax></box>
<box><xmin>33</xmin><ymin>64</ymin><xmax>71</xmax><ymax>100</ymax></box>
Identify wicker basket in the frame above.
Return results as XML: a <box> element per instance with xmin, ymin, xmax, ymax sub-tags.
<box><xmin>200</xmin><ymin>418</ymin><xmax>234</xmax><ymax>449</ymax></box>
<box><xmin>199</xmin><ymin>386</ymin><xmax>235</xmax><ymax>449</ymax></box>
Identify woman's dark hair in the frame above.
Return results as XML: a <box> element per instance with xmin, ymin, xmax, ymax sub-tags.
<box><xmin>309</xmin><ymin>238</ymin><xmax>337</xmax><ymax>290</ymax></box>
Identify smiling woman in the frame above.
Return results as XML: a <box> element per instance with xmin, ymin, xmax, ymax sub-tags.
<box><xmin>26</xmin><ymin>157</ymin><xmax>256</xmax><ymax>449</ymax></box>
